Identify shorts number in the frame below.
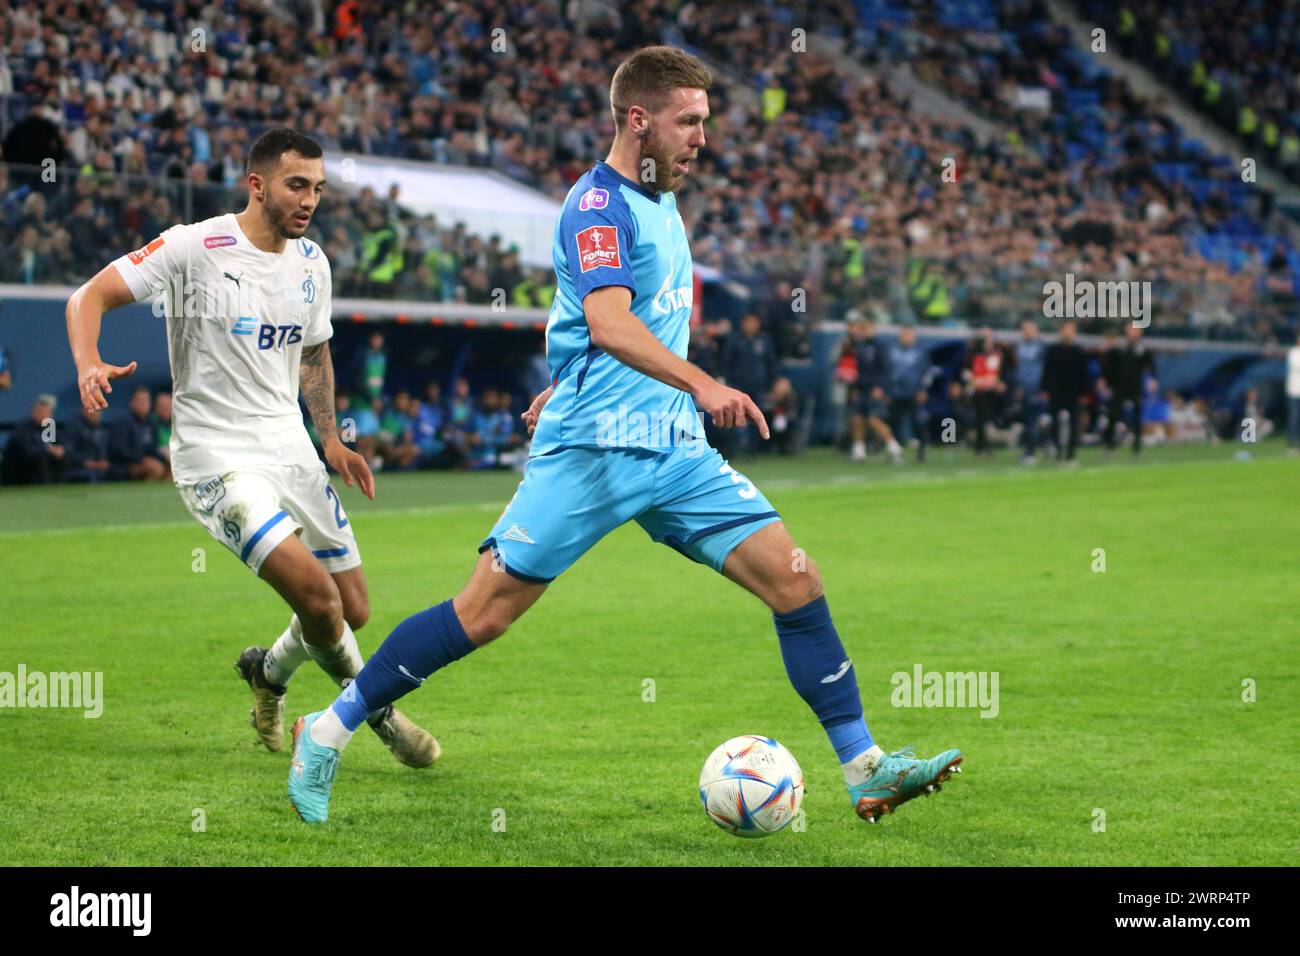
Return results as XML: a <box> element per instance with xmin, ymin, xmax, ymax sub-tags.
<box><xmin>324</xmin><ymin>485</ymin><xmax>350</xmax><ymax>528</ymax></box>
<box><xmin>718</xmin><ymin>463</ymin><xmax>757</xmax><ymax>500</ymax></box>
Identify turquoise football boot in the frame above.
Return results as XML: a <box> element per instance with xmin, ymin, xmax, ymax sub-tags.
<box><xmin>849</xmin><ymin>745</ymin><xmax>963</xmax><ymax>823</ymax></box>
<box><xmin>287</xmin><ymin>711</ymin><xmax>341</xmax><ymax>823</ymax></box>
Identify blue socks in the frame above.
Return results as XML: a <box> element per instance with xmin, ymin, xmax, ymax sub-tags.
<box><xmin>773</xmin><ymin>596</ymin><xmax>874</xmax><ymax>763</ymax></box>
<box><xmin>331</xmin><ymin>600</ymin><xmax>476</xmax><ymax>731</ymax></box>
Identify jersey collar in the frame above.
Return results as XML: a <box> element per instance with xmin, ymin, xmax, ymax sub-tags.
<box><xmin>596</xmin><ymin>160</ymin><xmax>660</xmax><ymax>202</ymax></box>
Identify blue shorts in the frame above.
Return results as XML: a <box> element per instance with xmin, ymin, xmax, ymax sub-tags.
<box><xmin>479</xmin><ymin>441</ymin><xmax>782</xmax><ymax>583</ymax></box>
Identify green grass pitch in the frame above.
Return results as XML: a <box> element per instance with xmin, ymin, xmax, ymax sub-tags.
<box><xmin>1</xmin><ymin>444</ymin><xmax>1296</xmax><ymax>865</ymax></box>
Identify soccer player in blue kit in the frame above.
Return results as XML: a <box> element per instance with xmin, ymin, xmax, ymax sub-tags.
<box><xmin>288</xmin><ymin>46</ymin><xmax>963</xmax><ymax>824</ymax></box>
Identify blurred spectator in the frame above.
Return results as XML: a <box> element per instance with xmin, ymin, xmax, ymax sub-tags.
<box><xmin>847</xmin><ymin>318</ymin><xmax>902</xmax><ymax>463</ymax></box>
<box><xmin>720</xmin><ymin>313</ymin><xmax>778</xmax><ymax>455</ymax></box>
<box><xmin>888</xmin><ymin>326</ymin><xmax>935</xmax><ymax>462</ymax></box>
<box><xmin>352</xmin><ymin>331</ymin><xmax>388</xmax><ymax>404</ymax></box>
<box><xmin>377</xmin><ymin>391</ymin><xmax>422</xmax><ymax>471</ymax></box>
<box><xmin>1234</xmin><ymin>387</ymin><xmax>1274</xmax><ymax>441</ymax></box>
<box><xmin>1142</xmin><ymin>380</ymin><xmax>1173</xmax><ymax>445</ymax></box>
<box><xmin>151</xmin><ymin>392</ymin><xmax>173</xmax><ymax>475</ymax></box>
<box><xmin>473</xmin><ymin>389</ymin><xmax>524</xmax><ymax>469</ymax></box>
<box><xmin>0</xmin><ymin>346</ymin><xmax>10</xmax><ymax>390</ymax></box>
<box><xmin>1101</xmin><ymin>325</ymin><xmax>1158</xmax><ymax>456</ymax></box>
<box><xmin>413</xmin><ymin>383</ymin><xmax>461</xmax><ymax>469</ymax></box>
<box><xmin>1</xmin><ymin>225</ymin><xmax>52</xmax><ymax>283</ymax></box>
<box><xmin>520</xmin><ymin>342</ymin><xmax>550</xmax><ymax>401</ymax></box>
<box><xmin>444</xmin><ymin>377</ymin><xmax>479</xmax><ymax>464</ymax></box>
<box><xmin>63</xmin><ymin>407</ymin><xmax>111</xmax><ymax>483</ymax></box>
<box><xmin>108</xmin><ymin>386</ymin><xmax>167</xmax><ymax>481</ymax></box>
<box><xmin>2</xmin><ymin>394</ymin><xmax>64</xmax><ymax>485</ymax></box>
<box><xmin>765</xmin><ymin>377</ymin><xmax>802</xmax><ymax>456</ymax></box>
<box><xmin>1012</xmin><ymin>320</ymin><xmax>1048</xmax><ymax>463</ymax></box>
<box><xmin>965</xmin><ymin>328</ymin><xmax>1007</xmax><ymax>457</ymax></box>
<box><xmin>1042</xmin><ymin>321</ymin><xmax>1090</xmax><ymax>463</ymax></box>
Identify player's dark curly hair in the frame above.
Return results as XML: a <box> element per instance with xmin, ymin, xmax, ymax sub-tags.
<box><xmin>610</xmin><ymin>46</ymin><xmax>713</xmax><ymax>130</ymax></box>
<box><xmin>246</xmin><ymin>128</ymin><xmax>323</xmax><ymax>174</ymax></box>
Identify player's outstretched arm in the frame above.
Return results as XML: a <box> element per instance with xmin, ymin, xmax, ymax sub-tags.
<box><xmin>66</xmin><ymin>265</ymin><xmax>139</xmax><ymax>413</ymax></box>
<box><xmin>300</xmin><ymin>342</ymin><xmax>375</xmax><ymax>500</ymax></box>
<box><xmin>584</xmin><ymin>286</ymin><xmax>768</xmax><ymax>438</ymax></box>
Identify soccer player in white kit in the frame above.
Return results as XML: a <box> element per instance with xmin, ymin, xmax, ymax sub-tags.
<box><xmin>65</xmin><ymin>129</ymin><xmax>438</xmax><ymax>769</ymax></box>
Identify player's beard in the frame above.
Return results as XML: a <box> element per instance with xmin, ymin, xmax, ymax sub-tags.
<box><xmin>641</xmin><ymin>120</ymin><xmax>686</xmax><ymax>194</ymax></box>
<box><xmin>264</xmin><ymin>196</ymin><xmax>310</xmax><ymax>240</ymax></box>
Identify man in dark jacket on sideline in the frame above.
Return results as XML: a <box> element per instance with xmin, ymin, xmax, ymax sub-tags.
<box><xmin>1042</xmin><ymin>321</ymin><xmax>1090</xmax><ymax>463</ymax></box>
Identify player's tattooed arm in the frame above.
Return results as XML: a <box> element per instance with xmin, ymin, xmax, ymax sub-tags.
<box><xmin>299</xmin><ymin>342</ymin><xmax>339</xmax><ymax>445</ymax></box>
<box><xmin>301</xmin><ymin>342</ymin><xmax>376</xmax><ymax>499</ymax></box>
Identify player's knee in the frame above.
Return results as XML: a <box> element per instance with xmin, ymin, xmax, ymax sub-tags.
<box><xmin>467</xmin><ymin>606</ymin><xmax>513</xmax><ymax>645</ymax></box>
<box><xmin>771</xmin><ymin>554</ymin><xmax>823</xmax><ymax>614</ymax></box>
<box><xmin>343</xmin><ymin>598</ymin><xmax>369</xmax><ymax>632</ymax></box>
<box><xmin>299</xmin><ymin>586</ymin><xmax>343</xmax><ymax>634</ymax></box>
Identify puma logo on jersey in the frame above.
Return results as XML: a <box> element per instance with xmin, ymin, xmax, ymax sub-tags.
<box><xmin>223</xmin><ymin>271</ymin><xmax>243</xmax><ymax>289</ymax></box>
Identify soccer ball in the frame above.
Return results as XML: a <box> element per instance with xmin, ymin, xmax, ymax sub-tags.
<box><xmin>699</xmin><ymin>735</ymin><xmax>804</xmax><ymax>838</ymax></box>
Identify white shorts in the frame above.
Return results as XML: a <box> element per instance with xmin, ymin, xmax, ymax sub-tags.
<box><xmin>177</xmin><ymin>462</ymin><xmax>362</xmax><ymax>574</ymax></box>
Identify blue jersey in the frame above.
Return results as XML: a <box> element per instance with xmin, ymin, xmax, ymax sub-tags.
<box><xmin>532</xmin><ymin>161</ymin><xmax>700</xmax><ymax>456</ymax></box>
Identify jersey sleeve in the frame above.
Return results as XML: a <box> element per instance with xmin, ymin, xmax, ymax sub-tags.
<box><xmin>302</xmin><ymin>256</ymin><xmax>334</xmax><ymax>347</ymax></box>
<box><xmin>111</xmin><ymin>223</ymin><xmax>199</xmax><ymax>302</ymax></box>
<box><xmin>559</xmin><ymin>193</ymin><xmax>637</xmax><ymax>302</ymax></box>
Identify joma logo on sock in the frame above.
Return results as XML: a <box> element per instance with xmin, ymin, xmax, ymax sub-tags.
<box><xmin>1042</xmin><ymin>273</ymin><xmax>1151</xmax><ymax>328</ymax></box>
<box><xmin>890</xmin><ymin>665</ymin><xmax>999</xmax><ymax>718</ymax></box>
<box><xmin>0</xmin><ymin>665</ymin><xmax>103</xmax><ymax>718</ymax></box>
<box><xmin>49</xmin><ymin>886</ymin><xmax>151</xmax><ymax>936</ymax></box>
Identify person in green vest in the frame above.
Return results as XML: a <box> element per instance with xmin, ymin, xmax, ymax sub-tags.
<box><xmin>360</xmin><ymin>210</ymin><xmax>404</xmax><ymax>293</ymax></box>
<box><xmin>1238</xmin><ymin>105</ymin><xmax>1257</xmax><ymax>139</ymax></box>
<box><xmin>1203</xmin><ymin>74</ymin><xmax>1221</xmax><ymax>107</ymax></box>
<box><xmin>1279</xmin><ymin>130</ymin><xmax>1300</xmax><ymax>170</ymax></box>
<box><xmin>535</xmin><ymin>274</ymin><xmax>556</xmax><ymax>308</ymax></box>
<box><xmin>762</xmin><ymin>81</ymin><xmax>786</xmax><ymax>123</ymax></box>
<box><xmin>1262</xmin><ymin>118</ymin><xmax>1278</xmax><ymax>151</ymax></box>
<box><xmin>841</xmin><ymin>235</ymin><xmax>865</xmax><ymax>281</ymax></box>
<box><xmin>1118</xmin><ymin>8</ymin><xmax>1135</xmax><ymax>43</ymax></box>
<box><xmin>921</xmin><ymin>268</ymin><xmax>951</xmax><ymax>322</ymax></box>
<box><xmin>512</xmin><ymin>272</ymin><xmax>537</xmax><ymax>307</ymax></box>
<box><xmin>422</xmin><ymin>234</ymin><xmax>460</xmax><ymax>301</ymax></box>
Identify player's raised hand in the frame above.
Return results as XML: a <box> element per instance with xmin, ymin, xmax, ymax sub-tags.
<box><xmin>521</xmin><ymin>385</ymin><xmax>553</xmax><ymax>437</ymax></box>
<box><xmin>693</xmin><ymin>379</ymin><xmax>769</xmax><ymax>439</ymax></box>
<box><xmin>77</xmin><ymin>359</ymin><xmax>138</xmax><ymax>413</ymax></box>
<box><xmin>324</xmin><ymin>439</ymin><xmax>375</xmax><ymax>500</ymax></box>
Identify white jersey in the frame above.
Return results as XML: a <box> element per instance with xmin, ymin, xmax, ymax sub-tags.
<box><xmin>112</xmin><ymin>213</ymin><xmax>333</xmax><ymax>481</ymax></box>
<box><xmin>1288</xmin><ymin>346</ymin><xmax>1300</xmax><ymax>398</ymax></box>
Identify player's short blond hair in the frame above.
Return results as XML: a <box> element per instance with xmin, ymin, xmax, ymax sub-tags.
<box><xmin>610</xmin><ymin>46</ymin><xmax>713</xmax><ymax>131</ymax></box>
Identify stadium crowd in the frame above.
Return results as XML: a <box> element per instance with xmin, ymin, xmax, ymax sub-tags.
<box><xmin>1075</xmin><ymin>0</ymin><xmax>1300</xmax><ymax>184</ymax></box>
<box><xmin>1</xmin><ymin>0</ymin><xmax>1297</xmax><ymax>347</ymax></box>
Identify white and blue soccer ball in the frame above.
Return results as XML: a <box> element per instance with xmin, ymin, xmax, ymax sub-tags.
<box><xmin>699</xmin><ymin>735</ymin><xmax>804</xmax><ymax>838</ymax></box>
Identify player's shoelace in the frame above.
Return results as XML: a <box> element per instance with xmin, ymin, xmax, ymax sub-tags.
<box><xmin>308</xmin><ymin>749</ymin><xmax>339</xmax><ymax>787</ymax></box>
<box><xmin>871</xmin><ymin>746</ymin><xmax>923</xmax><ymax>790</ymax></box>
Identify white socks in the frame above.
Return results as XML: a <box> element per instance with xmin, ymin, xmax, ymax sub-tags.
<box><xmin>842</xmin><ymin>744</ymin><xmax>886</xmax><ymax>787</ymax></box>
<box><xmin>304</xmin><ymin>622</ymin><xmax>364</xmax><ymax>686</ymax></box>
<box><xmin>310</xmin><ymin>706</ymin><xmax>355</xmax><ymax>751</ymax></box>
<box><xmin>263</xmin><ymin>615</ymin><xmax>309</xmax><ymax>686</ymax></box>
